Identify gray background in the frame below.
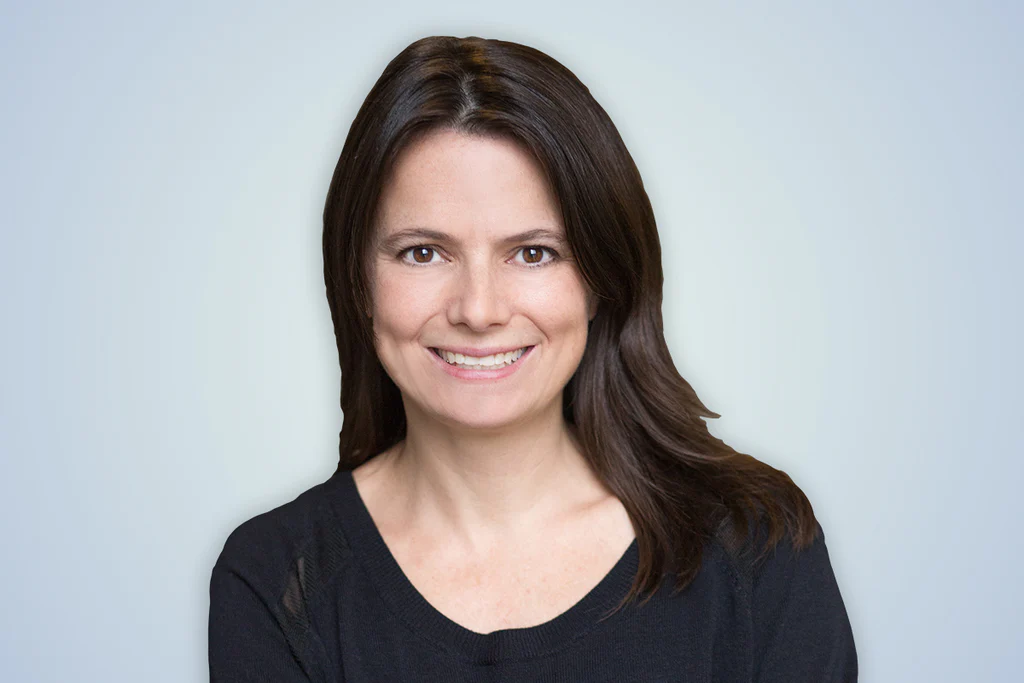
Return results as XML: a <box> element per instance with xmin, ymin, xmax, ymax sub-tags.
<box><xmin>2</xmin><ymin>1</ymin><xmax>1020</xmax><ymax>680</ymax></box>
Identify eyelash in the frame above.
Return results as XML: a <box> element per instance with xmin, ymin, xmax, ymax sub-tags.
<box><xmin>396</xmin><ymin>245</ymin><xmax>561</xmax><ymax>269</ymax></box>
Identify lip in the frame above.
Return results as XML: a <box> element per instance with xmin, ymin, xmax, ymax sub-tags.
<box><xmin>427</xmin><ymin>345</ymin><xmax>535</xmax><ymax>380</ymax></box>
<box><xmin>429</xmin><ymin>345</ymin><xmax>532</xmax><ymax>357</ymax></box>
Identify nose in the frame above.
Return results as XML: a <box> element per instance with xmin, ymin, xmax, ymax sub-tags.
<box><xmin>445</xmin><ymin>257</ymin><xmax>512</xmax><ymax>330</ymax></box>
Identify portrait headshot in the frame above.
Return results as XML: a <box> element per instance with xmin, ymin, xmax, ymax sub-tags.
<box><xmin>2</xmin><ymin>4</ymin><xmax>1019</xmax><ymax>683</ymax></box>
<box><xmin>207</xmin><ymin>34</ymin><xmax>857</xmax><ymax>681</ymax></box>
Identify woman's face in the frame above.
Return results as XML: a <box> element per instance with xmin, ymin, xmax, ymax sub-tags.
<box><xmin>368</xmin><ymin>129</ymin><xmax>597</xmax><ymax>432</ymax></box>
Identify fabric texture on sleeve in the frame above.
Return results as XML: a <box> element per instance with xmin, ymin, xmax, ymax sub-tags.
<box><xmin>208</xmin><ymin>552</ymin><xmax>333</xmax><ymax>683</ymax></box>
<box><xmin>749</xmin><ymin>522</ymin><xmax>858</xmax><ymax>682</ymax></box>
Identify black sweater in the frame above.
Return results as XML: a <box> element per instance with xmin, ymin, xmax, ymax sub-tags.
<box><xmin>209</xmin><ymin>468</ymin><xmax>857</xmax><ymax>681</ymax></box>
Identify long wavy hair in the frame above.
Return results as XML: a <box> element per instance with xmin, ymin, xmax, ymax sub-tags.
<box><xmin>322</xmin><ymin>35</ymin><xmax>818</xmax><ymax>615</ymax></box>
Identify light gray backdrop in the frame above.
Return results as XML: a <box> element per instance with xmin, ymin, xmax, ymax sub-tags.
<box><xmin>2</xmin><ymin>1</ymin><xmax>1020</xmax><ymax>681</ymax></box>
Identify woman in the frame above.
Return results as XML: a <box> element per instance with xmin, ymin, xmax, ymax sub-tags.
<box><xmin>209</xmin><ymin>35</ymin><xmax>857</xmax><ymax>681</ymax></box>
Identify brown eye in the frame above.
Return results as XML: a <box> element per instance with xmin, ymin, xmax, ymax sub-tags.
<box><xmin>400</xmin><ymin>246</ymin><xmax>439</xmax><ymax>264</ymax></box>
<box><xmin>516</xmin><ymin>246</ymin><xmax>558</xmax><ymax>267</ymax></box>
<box><xmin>399</xmin><ymin>245</ymin><xmax>558</xmax><ymax>268</ymax></box>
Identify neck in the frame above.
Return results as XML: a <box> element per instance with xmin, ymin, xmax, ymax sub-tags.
<box><xmin>384</xmin><ymin>409</ymin><xmax>607</xmax><ymax>554</ymax></box>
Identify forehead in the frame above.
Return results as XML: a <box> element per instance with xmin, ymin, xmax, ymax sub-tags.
<box><xmin>376</xmin><ymin>129</ymin><xmax>562</xmax><ymax>232</ymax></box>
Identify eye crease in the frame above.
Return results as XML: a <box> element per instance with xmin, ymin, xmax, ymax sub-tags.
<box><xmin>396</xmin><ymin>245</ymin><xmax>561</xmax><ymax>268</ymax></box>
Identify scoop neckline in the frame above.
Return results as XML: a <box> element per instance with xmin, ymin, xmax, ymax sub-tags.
<box><xmin>329</xmin><ymin>467</ymin><xmax>639</xmax><ymax>665</ymax></box>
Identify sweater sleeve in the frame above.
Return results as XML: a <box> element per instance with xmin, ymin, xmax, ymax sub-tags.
<box><xmin>208</xmin><ymin>562</ymin><xmax>320</xmax><ymax>683</ymax></box>
<box><xmin>750</xmin><ymin>523</ymin><xmax>858</xmax><ymax>682</ymax></box>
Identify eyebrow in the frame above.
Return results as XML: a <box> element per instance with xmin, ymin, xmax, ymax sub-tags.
<box><xmin>377</xmin><ymin>227</ymin><xmax>568</xmax><ymax>252</ymax></box>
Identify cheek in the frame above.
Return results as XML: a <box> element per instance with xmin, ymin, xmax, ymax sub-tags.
<box><xmin>373</xmin><ymin>304</ymin><xmax>421</xmax><ymax>342</ymax></box>
<box><xmin>370</xmin><ymin>311</ymin><xmax>422</xmax><ymax>387</ymax></box>
<box><xmin>525</xmin><ymin>280</ymin><xmax>592</xmax><ymax>360</ymax></box>
<box><xmin>370</xmin><ymin>279</ymin><xmax>426</xmax><ymax>363</ymax></box>
<box><xmin>527</xmin><ymin>272</ymin><xmax>592</xmax><ymax>321</ymax></box>
<box><xmin>373</xmin><ymin>271</ymin><xmax>425</xmax><ymax>322</ymax></box>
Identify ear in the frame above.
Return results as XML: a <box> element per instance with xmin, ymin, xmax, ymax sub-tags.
<box><xmin>587</xmin><ymin>291</ymin><xmax>598</xmax><ymax>321</ymax></box>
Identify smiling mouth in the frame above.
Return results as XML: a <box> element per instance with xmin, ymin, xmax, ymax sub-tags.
<box><xmin>430</xmin><ymin>346</ymin><xmax>534</xmax><ymax>369</ymax></box>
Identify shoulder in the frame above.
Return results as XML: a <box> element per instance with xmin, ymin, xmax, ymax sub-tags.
<box><xmin>212</xmin><ymin>473</ymin><xmax>354</xmax><ymax>602</ymax></box>
<box><xmin>209</xmin><ymin>475</ymin><xmax>352</xmax><ymax>681</ymax></box>
<box><xmin>710</xmin><ymin>511</ymin><xmax>858</xmax><ymax>679</ymax></box>
<box><xmin>709</xmin><ymin>509</ymin><xmax>832</xmax><ymax>598</ymax></box>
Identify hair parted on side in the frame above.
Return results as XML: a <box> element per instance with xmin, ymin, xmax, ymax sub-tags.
<box><xmin>322</xmin><ymin>35</ymin><xmax>818</xmax><ymax>617</ymax></box>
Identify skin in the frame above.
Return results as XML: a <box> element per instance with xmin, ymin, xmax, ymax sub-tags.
<box><xmin>353</xmin><ymin>129</ymin><xmax>635</xmax><ymax>631</ymax></box>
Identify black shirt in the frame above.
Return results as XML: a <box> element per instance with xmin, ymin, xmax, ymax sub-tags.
<box><xmin>209</xmin><ymin>467</ymin><xmax>857</xmax><ymax>681</ymax></box>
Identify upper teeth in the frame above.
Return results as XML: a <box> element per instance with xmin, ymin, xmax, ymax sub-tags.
<box><xmin>436</xmin><ymin>347</ymin><xmax>528</xmax><ymax>366</ymax></box>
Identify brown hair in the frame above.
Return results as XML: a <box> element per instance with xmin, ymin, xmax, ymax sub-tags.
<box><xmin>321</xmin><ymin>35</ymin><xmax>818</xmax><ymax>615</ymax></box>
